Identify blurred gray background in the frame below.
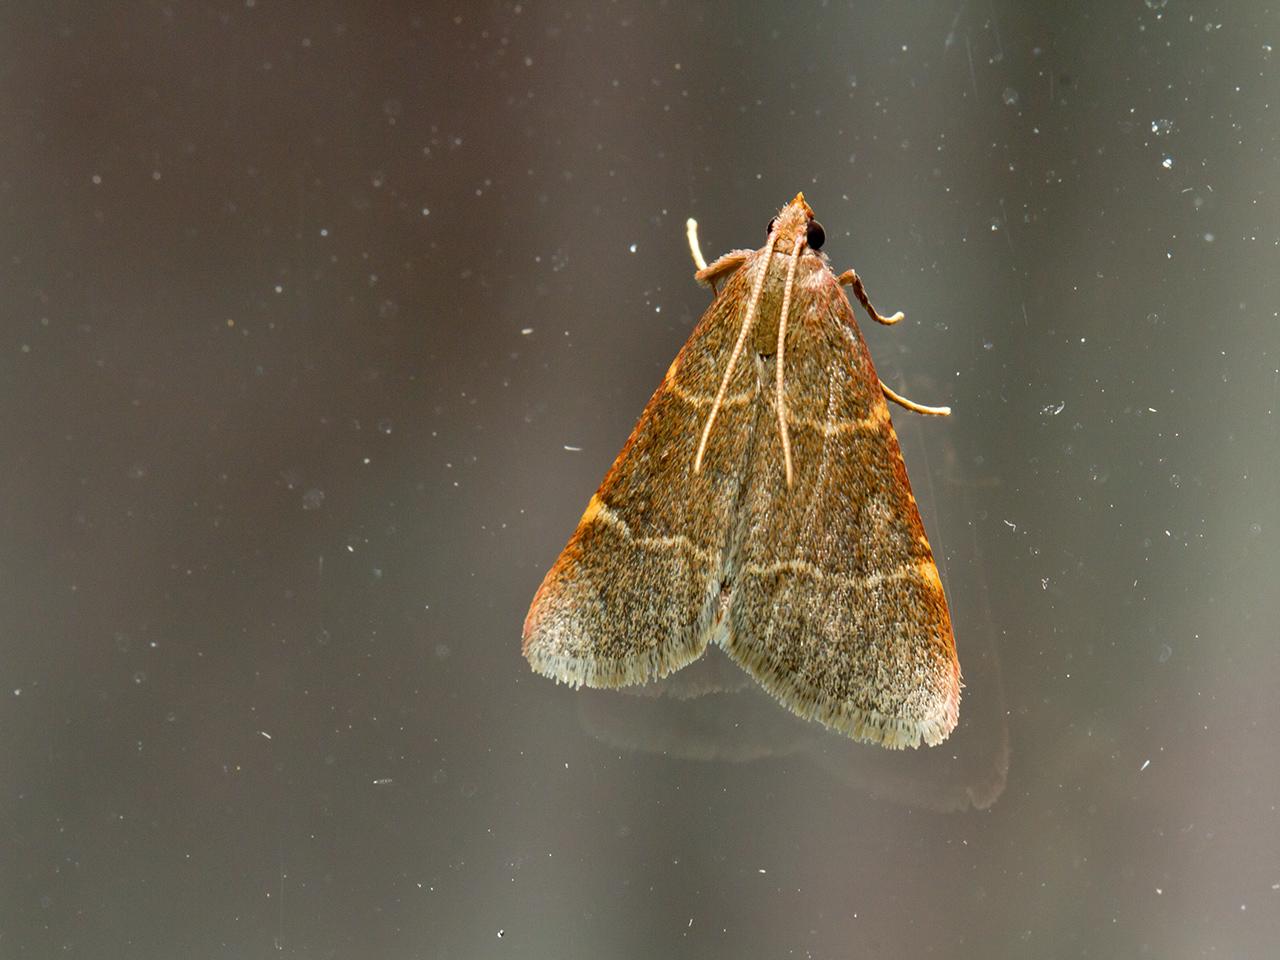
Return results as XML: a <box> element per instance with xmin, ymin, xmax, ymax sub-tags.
<box><xmin>3</xmin><ymin>2</ymin><xmax>1278</xmax><ymax>957</ymax></box>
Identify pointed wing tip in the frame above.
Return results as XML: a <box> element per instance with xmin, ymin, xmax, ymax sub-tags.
<box><xmin>523</xmin><ymin>621</ymin><xmax>711</xmax><ymax>691</ymax></box>
<box><xmin>718</xmin><ymin>633</ymin><xmax>961</xmax><ymax>750</ymax></box>
<box><xmin>890</xmin><ymin>661</ymin><xmax>962</xmax><ymax>750</ymax></box>
<box><xmin>827</xmin><ymin>696</ymin><xmax>960</xmax><ymax>750</ymax></box>
<box><xmin>522</xmin><ymin>648</ymin><xmax>584</xmax><ymax>689</ymax></box>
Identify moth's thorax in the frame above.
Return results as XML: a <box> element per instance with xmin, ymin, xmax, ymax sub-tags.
<box><xmin>755</xmin><ymin>249</ymin><xmax>830</xmax><ymax>296</ymax></box>
<box><xmin>769</xmin><ymin>248</ymin><xmax>825</xmax><ymax>262</ymax></box>
<box><xmin>747</xmin><ymin>250</ymin><xmax>832</xmax><ymax>353</ymax></box>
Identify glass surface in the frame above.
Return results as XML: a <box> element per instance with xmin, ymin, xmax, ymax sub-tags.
<box><xmin>4</xmin><ymin>3</ymin><xmax>1277</xmax><ymax>956</ymax></box>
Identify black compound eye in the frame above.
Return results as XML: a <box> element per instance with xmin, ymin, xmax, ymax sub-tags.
<box><xmin>765</xmin><ymin>216</ymin><xmax>778</xmax><ymax>237</ymax></box>
<box><xmin>806</xmin><ymin>219</ymin><xmax>825</xmax><ymax>250</ymax></box>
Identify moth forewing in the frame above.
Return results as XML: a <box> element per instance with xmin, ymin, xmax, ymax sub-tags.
<box><xmin>718</xmin><ymin>262</ymin><xmax>960</xmax><ymax>749</ymax></box>
<box><xmin>521</xmin><ymin>267</ymin><xmax>763</xmax><ymax>689</ymax></box>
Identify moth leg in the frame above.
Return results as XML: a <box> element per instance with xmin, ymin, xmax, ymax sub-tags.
<box><xmin>685</xmin><ymin>218</ymin><xmax>709</xmax><ymax>271</ymax></box>
<box><xmin>881</xmin><ymin>380</ymin><xmax>951</xmax><ymax>417</ymax></box>
<box><xmin>837</xmin><ymin>268</ymin><xmax>947</xmax><ymax>413</ymax></box>
<box><xmin>837</xmin><ymin>269</ymin><xmax>905</xmax><ymax>325</ymax></box>
<box><xmin>687</xmin><ymin>217</ymin><xmax>751</xmax><ymax>296</ymax></box>
<box><xmin>696</xmin><ymin>251</ymin><xmax>751</xmax><ymax>296</ymax></box>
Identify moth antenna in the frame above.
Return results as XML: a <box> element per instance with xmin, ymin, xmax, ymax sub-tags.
<box><xmin>694</xmin><ymin>230</ymin><xmax>778</xmax><ymax>475</ymax></box>
<box><xmin>775</xmin><ymin>231</ymin><xmax>806</xmax><ymax>488</ymax></box>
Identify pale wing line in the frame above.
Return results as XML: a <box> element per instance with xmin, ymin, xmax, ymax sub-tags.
<box><xmin>593</xmin><ymin>500</ymin><xmax>719</xmax><ymax>565</ymax></box>
<box><xmin>667</xmin><ymin>379</ymin><xmax>758</xmax><ymax>409</ymax></box>
<box><xmin>784</xmin><ymin>403</ymin><xmax>890</xmax><ymax>436</ymax></box>
<box><xmin>740</xmin><ymin>557</ymin><xmax>931</xmax><ymax>591</ymax></box>
<box><xmin>669</xmin><ymin>379</ymin><xmax>890</xmax><ymax>437</ymax></box>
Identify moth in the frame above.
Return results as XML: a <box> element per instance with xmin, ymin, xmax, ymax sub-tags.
<box><xmin>522</xmin><ymin>194</ymin><xmax>961</xmax><ymax>749</ymax></box>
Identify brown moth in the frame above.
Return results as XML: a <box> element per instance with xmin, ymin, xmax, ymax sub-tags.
<box><xmin>523</xmin><ymin>194</ymin><xmax>960</xmax><ymax>749</ymax></box>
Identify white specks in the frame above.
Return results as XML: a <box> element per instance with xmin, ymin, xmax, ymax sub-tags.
<box><xmin>520</xmin><ymin>327</ymin><xmax>534</xmax><ymax>335</ymax></box>
<box><xmin>1140</xmin><ymin>759</ymin><xmax>1150</xmax><ymax>771</ymax></box>
<box><xmin>259</xmin><ymin>731</ymin><xmax>272</xmax><ymax>740</ymax></box>
<box><xmin>91</xmin><ymin>173</ymin><xmax>102</xmax><ymax>185</ymax></box>
<box><xmin>1161</xmin><ymin>155</ymin><xmax>1174</xmax><ymax>169</ymax></box>
<box><xmin>563</xmin><ymin>444</ymin><xmax>582</xmax><ymax>452</ymax></box>
<box><xmin>629</xmin><ymin>243</ymin><xmax>637</xmax><ymax>253</ymax></box>
<box><xmin>1041</xmin><ymin>401</ymin><xmax>1066</xmax><ymax>416</ymax></box>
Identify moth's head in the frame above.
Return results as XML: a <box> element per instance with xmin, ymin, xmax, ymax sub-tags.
<box><xmin>764</xmin><ymin>192</ymin><xmax>825</xmax><ymax>254</ymax></box>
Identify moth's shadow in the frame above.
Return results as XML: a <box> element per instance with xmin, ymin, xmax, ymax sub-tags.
<box><xmin>576</xmin><ymin>627</ymin><xmax>1006</xmax><ymax>812</ymax></box>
